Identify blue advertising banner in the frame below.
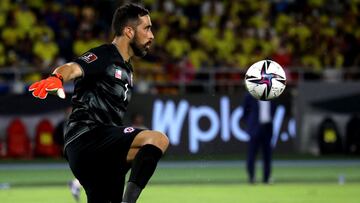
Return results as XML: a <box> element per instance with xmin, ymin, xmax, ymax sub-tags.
<box><xmin>126</xmin><ymin>93</ymin><xmax>295</xmax><ymax>155</ymax></box>
<box><xmin>0</xmin><ymin>91</ymin><xmax>295</xmax><ymax>156</ymax></box>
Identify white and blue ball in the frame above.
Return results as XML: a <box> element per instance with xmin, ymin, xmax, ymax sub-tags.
<box><xmin>245</xmin><ymin>60</ymin><xmax>286</xmax><ymax>100</ymax></box>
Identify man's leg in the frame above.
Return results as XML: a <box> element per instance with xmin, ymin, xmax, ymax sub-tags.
<box><xmin>261</xmin><ymin>124</ymin><xmax>273</xmax><ymax>183</ymax></box>
<box><xmin>247</xmin><ymin>135</ymin><xmax>260</xmax><ymax>184</ymax></box>
<box><xmin>122</xmin><ymin>130</ymin><xmax>169</xmax><ymax>203</ymax></box>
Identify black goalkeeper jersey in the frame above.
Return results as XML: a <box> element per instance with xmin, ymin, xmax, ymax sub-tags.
<box><xmin>64</xmin><ymin>44</ymin><xmax>134</xmax><ymax>148</ymax></box>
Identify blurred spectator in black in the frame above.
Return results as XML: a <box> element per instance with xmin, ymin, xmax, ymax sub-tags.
<box><xmin>241</xmin><ymin>92</ymin><xmax>276</xmax><ymax>184</ymax></box>
<box><xmin>131</xmin><ymin>113</ymin><xmax>148</xmax><ymax>130</ymax></box>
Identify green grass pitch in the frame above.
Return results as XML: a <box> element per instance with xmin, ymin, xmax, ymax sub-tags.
<box><xmin>0</xmin><ymin>184</ymin><xmax>359</xmax><ymax>203</ymax></box>
<box><xmin>0</xmin><ymin>161</ymin><xmax>359</xmax><ymax>203</ymax></box>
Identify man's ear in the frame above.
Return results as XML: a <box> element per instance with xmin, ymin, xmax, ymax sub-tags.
<box><xmin>125</xmin><ymin>26</ymin><xmax>134</xmax><ymax>39</ymax></box>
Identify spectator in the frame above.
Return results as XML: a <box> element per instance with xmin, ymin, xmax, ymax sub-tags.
<box><xmin>241</xmin><ymin>92</ymin><xmax>276</xmax><ymax>184</ymax></box>
<box><xmin>33</xmin><ymin>33</ymin><xmax>59</xmax><ymax>68</ymax></box>
<box><xmin>131</xmin><ymin>113</ymin><xmax>148</xmax><ymax>129</ymax></box>
<box><xmin>0</xmin><ymin>0</ymin><xmax>358</xmax><ymax>87</ymax></box>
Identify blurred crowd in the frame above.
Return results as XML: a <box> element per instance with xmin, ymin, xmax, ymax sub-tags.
<box><xmin>0</xmin><ymin>0</ymin><xmax>359</xmax><ymax>86</ymax></box>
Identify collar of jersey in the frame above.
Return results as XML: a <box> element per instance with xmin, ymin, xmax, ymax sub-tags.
<box><xmin>110</xmin><ymin>43</ymin><xmax>133</xmax><ymax>72</ymax></box>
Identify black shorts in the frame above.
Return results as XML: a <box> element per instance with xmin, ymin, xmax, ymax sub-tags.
<box><xmin>65</xmin><ymin>125</ymin><xmax>144</xmax><ymax>203</ymax></box>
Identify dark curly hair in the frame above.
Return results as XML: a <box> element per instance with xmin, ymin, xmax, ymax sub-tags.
<box><xmin>111</xmin><ymin>3</ymin><xmax>149</xmax><ymax>36</ymax></box>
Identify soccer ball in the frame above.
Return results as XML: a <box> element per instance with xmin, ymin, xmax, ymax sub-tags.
<box><xmin>245</xmin><ymin>60</ymin><xmax>286</xmax><ymax>100</ymax></box>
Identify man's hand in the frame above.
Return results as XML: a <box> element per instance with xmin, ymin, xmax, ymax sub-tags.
<box><xmin>29</xmin><ymin>73</ymin><xmax>66</xmax><ymax>99</ymax></box>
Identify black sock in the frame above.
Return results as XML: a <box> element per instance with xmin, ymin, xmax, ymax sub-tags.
<box><xmin>122</xmin><ymin>182</ymin><xmax>142</xmax><ymax>203</ymax></box>
<box><xmin>122</xmin><ymin>144</ymin><xmax>163</xmax><ymax>203</ymax></box>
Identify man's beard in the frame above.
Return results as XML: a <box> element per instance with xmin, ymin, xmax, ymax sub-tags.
<box><xmin>130</xmin><ymin>35</ymin><xmax>149</xmax><ymax>57</ymax></box>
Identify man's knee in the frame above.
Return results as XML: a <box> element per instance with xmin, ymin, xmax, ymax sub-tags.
<box><xmin>132</xmin><ymin>130</ymin><xmax>169</xmax><ymax>153</ymax></box>
<box><xmin>144</xmin><ymin>131</ymin><xmax>169</xmax><ymax>152</ymax></box>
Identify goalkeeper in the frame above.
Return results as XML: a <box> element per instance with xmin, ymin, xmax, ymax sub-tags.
<box><xmin>29</xmin><ymin>3</ymin><xmax>169</xmax><ymax>203</ymax></box>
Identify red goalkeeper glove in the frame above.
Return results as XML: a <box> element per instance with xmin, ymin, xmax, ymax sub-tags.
<box><xmin>28</xmin><ymin>73</ymin><xmax>66</xmax><ymax>99</ymax></box>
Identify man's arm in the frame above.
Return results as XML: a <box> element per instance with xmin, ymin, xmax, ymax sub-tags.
<box><xmin>29</xmin><ymin>62</ymin><xmax>83</xmax><ymax>99</ymax></box>
<box><xmin>52</xmin><ymin>62</ymin><xmax>83</xmax><ymax>83</ymax></box>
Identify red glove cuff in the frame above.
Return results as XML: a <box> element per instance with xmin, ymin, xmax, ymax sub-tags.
<box><xmin>50</xmin><ymin>73</ymin><xmax>64</xmax><ymax>83</ymax></box>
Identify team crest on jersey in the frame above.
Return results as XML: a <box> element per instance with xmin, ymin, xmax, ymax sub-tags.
<box><xmin>115</xmin><ymin>69</ymin><xmax>122</xmax><ymax>79</ymax></box>
<box><xmin>124</xmin><ymin>127</ymin><xmax>135</xmax><ymax>133</ymax></box>
<box><xmin>79</xmin><ymin>52</ymin><xmax>98</xmax><ymax>63</ymax></box>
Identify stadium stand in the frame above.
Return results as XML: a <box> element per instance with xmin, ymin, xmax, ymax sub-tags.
<box><xmin>0</xmin><ymin>0</ymin><xmax>359</xmax><ymax>94</ymax></box>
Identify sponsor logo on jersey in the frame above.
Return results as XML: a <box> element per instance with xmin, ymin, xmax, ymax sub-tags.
<box><xmin>124</xmin><ymin>127</ymin><xmax>135</xmax><ymax>133</ymax></box>
<box><xmin>115</xmin><ymin>69</ymin><xmax>122</xmax><ymax>79</ymax></box>
<box><xmin>79</xmin><ymin>52</ymin><xmax>98</xmax><ymax>63</ymax></box>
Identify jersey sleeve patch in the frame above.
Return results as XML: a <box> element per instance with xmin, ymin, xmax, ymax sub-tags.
<box><xmin>79</xmin><ymin>52</ymin><xmax>98</xmax><ymax>63</ymax></box>
<box><xmin>124</xmin><ymin>127</ymin><xmax>135</xmax><ymax>133</ymax></box>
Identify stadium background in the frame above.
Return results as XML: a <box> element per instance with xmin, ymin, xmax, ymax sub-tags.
<box><xmin>0</xmin><ymin>0</ymin><xmax>359</xmax><ymax>203</ymax></box>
